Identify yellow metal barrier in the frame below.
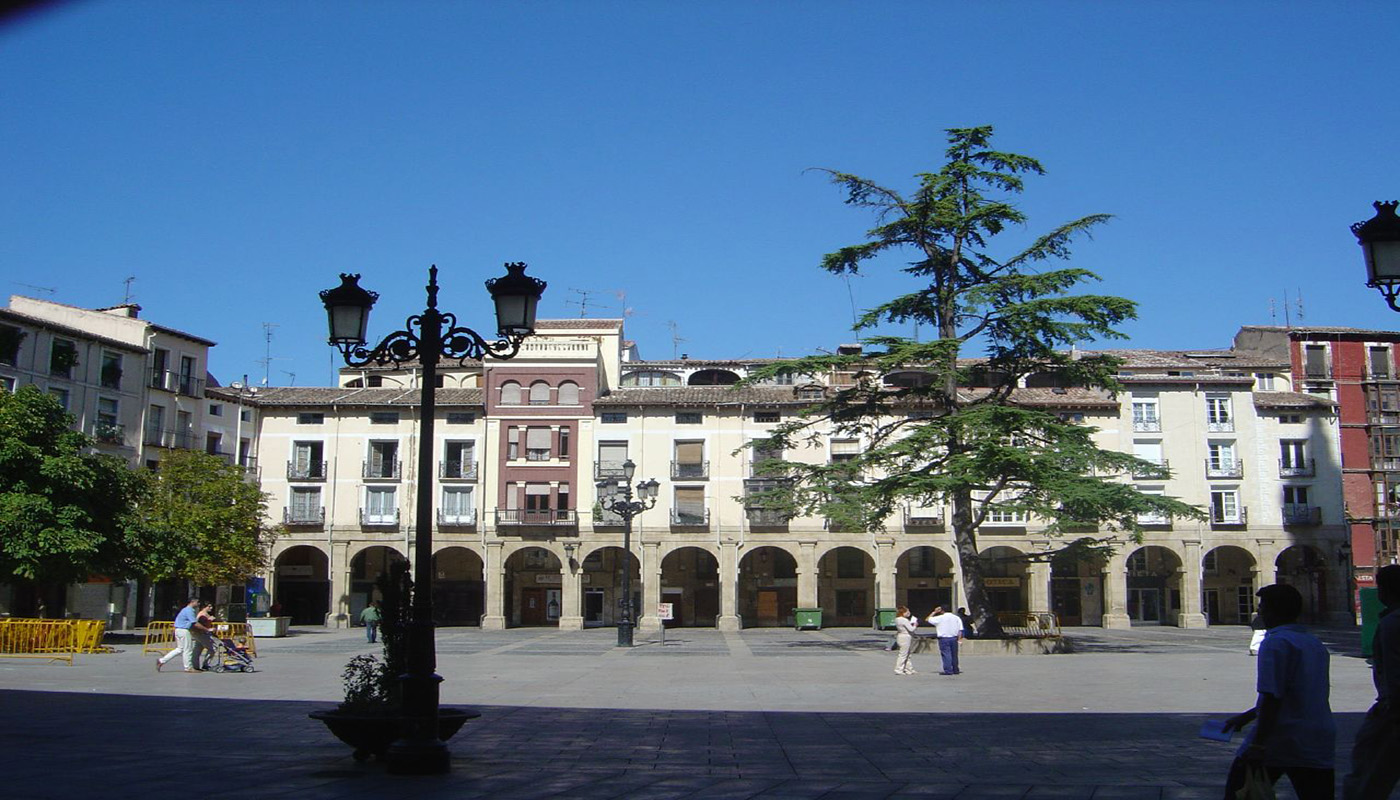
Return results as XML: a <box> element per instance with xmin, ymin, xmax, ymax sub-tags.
<box><xmin>143</xmin><ymin>620</ymin><xmax>256</xmax><ymax>658</ymax></box>
<box><xmin>0</xmin><ymin>619</ymin><xmax>77</xmax><ymax>664</ymax></box>
<box><xmin>71</xmin><ymin>619</ymin><xmax>112</xmax><ymax>654</ymax></box>
<box><xmin>995</xmin><ymin>611</ymin><xmax>1062</xmax><ymax>638</ymax></box>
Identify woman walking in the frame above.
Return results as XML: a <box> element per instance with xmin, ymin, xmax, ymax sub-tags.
<box><xmin>894</xmin><ymin>605</ymin><xmax>919</xmax><ymax>675</ymax></box>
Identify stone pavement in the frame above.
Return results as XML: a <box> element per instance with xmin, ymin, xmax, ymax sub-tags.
<box><xmin>0</xmin><ymin>625</ymin><xmax>1376</xmax><ymax>799</ymax></box>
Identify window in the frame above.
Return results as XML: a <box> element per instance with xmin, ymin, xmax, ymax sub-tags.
<box><xmin>443</xmin><ymin>440</ymin><xmax>475</xmax><ymax>478</ymax></box>
<box><xmin>507</xmin><ymin>427</ymin><xmax>519</xmax><ymax>460</ymax></box>
<box><xmin>754</xmin><ymin>410</ymin><xmax>780</xmax><ymax>423</ymax></box>
<box><xmin>830</xmin><ymin>439</ymin><xmax>861</xmax><ymax>464</ymax></box>
<box><xmin>1210</xmin><ymin>489</ymin><xmax>1241</xmax><ymax>524</ymax></box>
<box><xmin>598</xmin><ymin>441</ymin><xmax>628</xmax><ymax>478</ymax></box>
<box><xmin>364</xmin><ymin>487</ymin><xmax>397</xmax><ymax>524</ymax></box>
<box><xmin>366</xmin><ymin>375</ymin><xmax>384</xmax><ymax>387</ymax></box>
<box><xmin>1203</xmin><ymin>550</ymin><xmax>1218</xmax><ymax>575</ymax></box>
<box><xmin>1279</xmin><ymin>414</ymin><xmax>1303</xmax><ymax>425</ymax></box>
<box><xmin>208</xmin><ymin>403</ymin><xmax>223</xmax><ymax>417</ymax></box>
<box><xmin>1127</xmin><ymin>550</ymin><xmax>1149</xmax><ymax>574</ymax></box>
<box><xmin>1131</xmin><ymin>396</ymin><xmax>1160</xmax><ymax>431</ymax></box>
<box><xmin>367</xmin><ymin>441</ymin><xmax>399</xmax><ymax>478</ymax></box>
<box><xmin>986</xmin><ymin>506</ymin><xmax>1026</xmax><ymax>524</ymax></box>
<box><xmin>1137</xmin><ymin>486</ymin><xmax>1168</xmax><ymax>525</ymax></box>
<box><xmin>1303</xmin><ymin>344</ymin><xmax>1329</xmax><ymax>378</ymax></box>
<box><xmin>674</xmin><ymin>441</ymin><xmax>705</xmax><ymax>479</ymax></box>
<box><xmin>751</xmin><ymin>441</ymin><xmax>784</xmax><ymax>476</ymax></box>
<box><xmin>557</xmin><ymin>484</ymin><xmax>570</xmax><ymax>511</ymax></box>
<box><xmin>49</xmin><ymin>387</ymin><xmax>70</xmax><ymax>411</ymax></box>
<box><xmin>622</xmin><ymin>370</ymin><xmax>681</xmax><ymax>387</ymax></box>
<box><xmin>676</xmin><ymin>411</ymin><xmax>702</xmax><ymax>424</ymax></box>
<box><xmin>49</xmin><ymin>338</ymin><xmax>77</xmax><ymax>378</ymax></box>
<box><xmin>674</xmin><ymin>486</ymin><xmax>706</xmax><ymax>525</ymax></box>
<box><xmin>601</xmin><ymin>411</ymin><xmax>627</xmax><ymax>424</ymax></box>
<box><xmin>370</xmin><ymin>412</ymin><xmax>399</xmax><ymax>425</ymax></box>
<box><xmin>97</xmin><ymin>397</ymin><xmax>119</xmax><ymax>429</ymax></box>
<box><xmin>1207</xmin><ymin>441</ymin><xmax>1237</xmax><ymax>475</ymax></box>
<box><xmin>178</xmin><ymin>355</ymin><xmax>198</xmax><ymax>396</ymax></box>
<box><xmin>100</xmin><ymin>351</ymin><xmax>122</xmax><ymax>390</ymax></box>
<box><xmin>289</xmin><ymin>487</ymin><xmax>322</xmax><ymax>523</ymax></box>
<box><xmin>526</xmin><ymin>427</ymin><xmax>552</xmax><ymax>461</ymax></box>
<box><xmin>441</xmin><ymin>486</ymin><xmax>474</xmax><ymax>522</ymax></box>
<box><xmin>150</xmin><ymin>348</ymin><xmax>169</xmax><ymax>389</ymax></box>
<box><xmin>0</xmin><ymin>325</ymin><xmax>23</xmax><ymax>366</ymax></box>
<box><xmin>557</xmin><ymin>382</ymin><xmax>580</xmax><ymax>405</ymax></box>
<box><xmin>797</xmin><ymin>386</ymin><xmax>825</xmax><ymax>401</ymax></box>
<box><xmin>1132</xmin><ymin>440</ymin><xmax>1163</xmax><ymax>475</ymax></box>
<box><xmin>558</xmin><ymin>428</ymin><xmax>570</xmax><ymax>458</ymax></box>
<box><xmin>906</xmin><ymin>548</ymin><xmax>936</xmax><ymax>578</ymax></box>
<box><xmin>446</xmin><ymin>412</ymin><xmax>476</xmax><ymax>425</ymax></box>
<box><xmin>500</xmin><ymin>381</ymin><xmax>522</xmax><ymax>405</ymax></box>
<box><xmin>1237</xmin><ymin>586</ymin><xmax>1255</xmax><ymax>619</ymax></box>
<box><xmin>1283</xmin><ymin>485</ymin><xmax>1310</xmax><ymax>506</ymax></box>
<box><xmin>524</xmin><ymin>483</ymin><xmax>552</xmax><ymax>521</ymax></box>
<box><xmin>836</xmin><ymin>549</ymin><xmax>866</xmax><ymax>578</ymax></box>
<box><xmin>1255</xmin><ymin>372</ymin><xmax>1276</xmax><ymax>391</ymax></box>
<box><xmin>1280</xmin><ymin>440</ymin><xmax>1309</xmax><ymax>475</ymax></box>
<box><xmin>240</xmin><ymin>409</ymin><xmax>252</xmax><ymax>422</ymax></box>
<box><xmin>297</xmin><ymin>412</ymin><xmax>324</xmax><ymax>425</ymax></box>
<box><xmin>529</xmin><ymin>381</ymin><xmax>551</xmax><ymax>405</ymax></box>
<box><xmin>291</xmin><ymin>441</ymin><xmax>325</xmax><ymax>479</ymax></box>
<box><xmin>1371</xmin><ymin>346</ymin><xmax>1392</xmax><ymax>379</ymax></box>
<box><xmin>1206</xmin><ymin>394</ymin><xmax>1233</xmax><ymax>432</ymax></box>
<box><xmin>176</xmin><ymin>410</ymin><xmax>193</xmax><ymax>449</ymax></box>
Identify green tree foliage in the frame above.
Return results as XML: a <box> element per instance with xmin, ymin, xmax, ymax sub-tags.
<box><xmin>746</xmin><ymin>126</ymin><xmax>1201</xmax><ymax>635</ymax></box>
<box><xmin>0</xmin><ymin>386</ymin><xmax>146</xmax><ymax>591</ymax></box>
<box><xmin>135</xmin><ymin>448</ymin><xmax>276</xmax><ymax>586</ymax></box>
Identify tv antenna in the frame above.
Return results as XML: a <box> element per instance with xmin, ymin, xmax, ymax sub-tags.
<box><xmin>666</xmin><ymin>320</ymin><xmax>687</xmax><ymax>360</ymax></box>
<box><xmin>13</xmin><ymin>282</ymin><xmax>55</xmax><ymax>297</ymax></box>
<box><xmin>256</xmin><ymin>322</ymin><xmax>289</xmax><ymax>386</ymax></box>
<box><xmin>565</xmin><ymin>288</ymin><xmax>609</xmax><ymax>318</ymax></box>
<box><xmin>281</xmin><ymin>370</ymin><xmax>297</xmax><ymax>386</ymax></box>
<box><xmin>122</xmin><ymin>276</ymin><xmax>137</xmax><ymax>304</ymax></box>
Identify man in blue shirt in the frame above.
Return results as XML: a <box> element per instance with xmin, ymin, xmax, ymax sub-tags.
<box><xmin>156</xmin><ymin>598</ymin><xmax>202</xmax><ymax>673</ymax></box>
<box><xmin>1222</xmin><ymin>583</ymin><xmax>1336</xmax><ymax>800</ymax></box>
<box><xmin>1344</xmin><ymin>564</ymin><xmax>1400</xmax><ymax>799</ymax></box>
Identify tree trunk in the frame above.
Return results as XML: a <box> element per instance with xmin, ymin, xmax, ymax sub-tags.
<box><xmin>950</xmin><ymin>490</ymin><xmax>1003</xmax><ymax>637</ymax></box>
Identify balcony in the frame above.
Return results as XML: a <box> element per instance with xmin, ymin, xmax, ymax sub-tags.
<box><xmin>360</xmin><ymin>509</ymin><xmax>400</xmax><ymax>528</ymax></box>
<box><xmin>283</xmin><ymin>506</ymin><xmax>325</xmax><ymax>526</ymax></box>
<box><xmin>146</xmin><ymin>369</ymin><xmax>204</xmax><ymax>397</ymax></box>
<box><xmin>1282</xmin><ymin>505</ymin><xmax>1322</xmax><ymax>526</ymax></box>
<box><xmin>903</xmin><ymin>508</ymin><xmax>945</xmax><ymax>530</ymax></box>
<box><xmin>362</xmin><ymin>460</ymin><xmax>401</xmax><ymax>480</ymax></box>
<box><xmin>1279</xmin><ymin>458</ymin><xmax>1315</xmax><ymax>478</ymax></box>
<box><xmin>525</xmin><ymin>449</ymin><xmax>551</xmax><ymax>462</ymax></box>
<box><xmin>1132</xmin><ymin>419</ymin><xmax>1161</xmax><ymax>433</ymax></box>
<box><xmin>1131</xmin><ymin>458</ymin><xmax>1170</xmax><ymax>479</ymax></box>
<box><xmin>143</xmin><ymin>427</ymin><xmax>196</xmax><ymax>449</ymax></box>
<box><xmin>495</xmin><ymin>509</ymin><xmax>578</xmax><ymax>527</ymax></box>
<box><xmin>745</xmin><ymin>508</ymin><xmax>789</xmax><ymax>528</ymax></box>
<box><xmin>1210</xmin><ymin>506</ymin><xmax>1248</xmax><ymax>527</ymax></box>
<box><xmin>439</xmin><ymin>460</ymin><xmax>478</xmax><ymax>481</ymax></box>
<box><xmin>593</xmin><ymin>509</ymin><xmax>626</xmax><ymax>527</ymax></box>
<box><xmin>671</xmin><ymin>508</ymin><xmax>710</xmax><ymax>527</ymax></box>
<box><xmin>287</xmin><ymin>461</ymin><xmax>327</xmax><ymax>481</ymax></box>
<box><xmin>1206</xmin><ymin>420</ymin><xmax>1234</xmax><ymax>433</ymax></box>
<box><xmin>1136</xmin><ymin>512</ymin><xmax>1172</xmax><ymax>528</ymax></box>
<box><xmin>92</xmin><ymin>422</ymin><xmax>125</xmax><ymax>445</ymax></box>
<box><xmin>437</xmin><ymin>509</ymin><xmax>477</xmax><ymax>527</ymax></box>
<box><xmin>671</xmin><ymin>460</ymin><xmax>709</xmax><ymax>480</ymax></box>
<box><xmin>1205</xmin><ymin>460</ymin><xmax>1244</xmax><ymax>479</ymax></box>
<box><xmin>595</xmin><ymin>462</ymin><xmax>630</xmax><ymax>481</ymax></box>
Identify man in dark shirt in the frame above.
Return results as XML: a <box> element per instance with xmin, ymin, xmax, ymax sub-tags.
<box><xmin>1345</xmin><ymin>564</ymin><xmax>1400</xmax><ymax>799</ymax></box>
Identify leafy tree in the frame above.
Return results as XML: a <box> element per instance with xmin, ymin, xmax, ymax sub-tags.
<box><xmin>0</xmin><ymin>386</ymin><xmax>145</xmax><ymax>613</ymax></box>
<box><xmin>746</xmin><ymin>126</ymin><xmax>1200</xmax><ymax>635</ymax></box>
<box><xmin>135</xmin><ymin>448</ymin><xmax>276</xmax><ymax>586</ymax></box>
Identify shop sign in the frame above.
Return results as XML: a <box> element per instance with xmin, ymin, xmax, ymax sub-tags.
<box><xmin>984</xmin><ymin>577</ymin><xmax>1021</xmax><ymax>588</ymax></box>
<box><xmin>534</xmin><ymin>573</ymin><xmax>562</xmax><ymax>585</ymax></box>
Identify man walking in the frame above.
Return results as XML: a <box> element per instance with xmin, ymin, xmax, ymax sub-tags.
<box><xmin>156</xmin><ymin>598</ymin><xmax>201</xmax><ymax>673</ymax></box>
<box><xmin>360</xmin><ymin>600</ymin><xmax>382</xmax><ymax>644</ymax></box>
<box><xmin>1222</xmin><ymin>583</ymin><xmax>1335</xmax><ymax>800</ymax></box>
<box><xmin>928</xmin><ymin>606</ymin><xmax>964</xmax><ymax>675</ymax></box>
<box><xmin>1344</xmin><ymin>564</ymin><xmax>1400</xmax><ymax>799</ymax></box>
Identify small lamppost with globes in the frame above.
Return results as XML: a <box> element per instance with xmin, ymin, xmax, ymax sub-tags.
<box><xmin>595</xmin><ymin>459</ymin><xmax>659</xmax><ymax>647</ymax></box>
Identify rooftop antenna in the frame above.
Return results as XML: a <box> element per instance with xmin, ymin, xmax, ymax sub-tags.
<box><xmin>1269</xmin><ymin>298</ymin><xmax>1277</xmax><ymax>324</ymax></box>
<box><xmin>1295</xmin><ymin>288</ymin><xmax>1305</xmax><ymax>322</ymax></box>
<box><xmin>666</xmin><ymin>320</ymin><xmax>686</xmax><ymax>360</ymax></box>
<box><xmin>256</xmin><ymin>322</ymin><xmax>288</xmax><ymax>386</ymax></box>
<box><xmin>1282</xmin><ymin>289</ymin><xmax>1292</xmax><ymax>328</ymax></box>
<box><xmin>281</xmin><ymin>370</ymin><xmax>297</xmax><ymax>386</ymax></box>
<box><xmin>565</xmin><ymin>288</ymin><xmax>609</xmax><ymax>318</ymax></box>
<box><xmin>13</xmin><ymin>282</ymin><xmax>55</xmax><ymax>296</ymax></box>
<box><xmin>842</xmin><ymin>274</ymin><xmax>859</xmax><ymax>330</ymax></box>
<box><xmin>122</xmin><ymin>276</ymin><xmax>137</xmax><ymax>304</ymax></box>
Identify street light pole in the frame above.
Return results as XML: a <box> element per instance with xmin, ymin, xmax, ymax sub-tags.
<box><xmin>596</xmin><ymin>459</ymin><xmax>659</xmax><ymax>647</ymax></box>
<box><xmin>320</xmin><ymin>263</ymin><xmax>545</xmax><ymax>774</ymax></box>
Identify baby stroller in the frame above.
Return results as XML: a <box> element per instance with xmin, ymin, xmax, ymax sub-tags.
<box><xmin>204</xmin><ymin>637</ymin><xmax>257</xmax><ymax>673</ymax></box>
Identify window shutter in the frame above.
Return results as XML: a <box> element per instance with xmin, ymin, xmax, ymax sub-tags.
<box><xmin>526</xmin><ymin>427</ymin><xmax>552</xmax><ymax>449</ymax></box>
<box><xmin>675</xmin><ymin>441</ymin><xmax>703</xmax><ymax>463</ymax></box>
<box><xmin>599</xmin><ymin>442</ymin><xmax>628</xmax><ymax>466</ymax></box>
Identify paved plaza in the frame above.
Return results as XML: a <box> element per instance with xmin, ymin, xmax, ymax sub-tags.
<box><xmin>0</xmin><ymin>625</ymin><xmax>1377</xmax><ymax>799</ymax></box>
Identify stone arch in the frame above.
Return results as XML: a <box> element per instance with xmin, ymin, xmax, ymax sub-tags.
<box><xmin>1123</xmin><ymin>545</ymin><xmax>1183</xmax><ymax>625</ymax></box>
<box><xmin>348</xmin><ymin>545</ymin><xmax>406</xmax><ymax>626</ymax></box>
<box><xmin>1202</xmin><ymin>545</ymin><xmax>1258</xmax><ymax>625</ymax></box>
<box><xmin>978</xmin><ymin>545</ymin><xmax>1031</xmax><ymax>614</ymax></box>
<box><xmin>1050</xmin><ymin>543</ymin><xmax>1109</xmax><ymax>627</ymax></box>
<box><xmin>687</xmin><ymin>369</ymin><xmax>740</xmax><ymax>386</ymax></box>
<box><xmin>815</xmin><ymin>545</ymin><xmax>876</xmax><ymax>626</ymax></box>
<box><xmin>502</xmin><ymin>546</ymin><xmax>563</xmax><ymax>627</ymax></box>
<box><xmin>273</xmin><ymin>545</ymin><xmax>330</xmax><ymax>626</ymax></box>
<box><xmin>1275</xmin><ymin>544</ymin><xmax>1329</xmax><ymax>623</ymax></box>
<box><xmin>895</xmin><ymin>545</ymin><xmax>956</xmax><ymax>618</ymax></box>
<box><xmin>737</xmin><ymin>545</ymin><xmax>798</xmax><ymax>627</ymax></box>
<box><xmin>432</xmin><ymin>545</ymin><xmax>484</xmax><ymax>626</ymax></box>
<box><xmin>659</xmin><ymin>546</ymin><xmax>721</xmax><ymax>627</ymax></box>
<box><xmin>575</xmin><ymin>545</ymin><xmax>640</xmax><ymax>628</ymax></box>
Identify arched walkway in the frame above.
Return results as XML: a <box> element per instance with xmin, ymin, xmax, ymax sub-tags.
<box><xmin>577</xmin><ymin>546</ymin><xmax>640</xmax><ymax>628</ymax></box>
<box><xmin>504</xmin><ymin>547</ymin><xmax>563</xmax><ymax>627</ymax></box>
<box><xmin>738</xmin><ymin>546</ymin><xmax>798</xmax><ymax>627</ymax></box>
<box><xmin>1124</xmin><ymin>545</ymin><xmax>1182</xmax><ymax>625</ymax></box>
<box><xmin>659</xmin><ymin>547</ymin><xmax>720</xmax><ymax>627</ymax></box>
<box><xmin>432</xmin><ymin>546</ymin><xmax>484</xmax><ymax>626</ymax></box>
<box><xmin>349</xmin><ymin>546</ymin><xmax>406</xmax><ymax>627</ymax></box>
<box><xmin>1203</xmin><ymin>545</ymin><xmax>1257</xmax><ymax>625</ymax></box>
<box><xmin>273</xmin><ymin>545</ymin><xmax>330</xmax><ymax>626</ymax></box>
<box><xmin>980</xmin><ymin>546</ymin><xmax>1030</xmax><ymax>613</ymax></box>
<box><xmin>1275</xmin><ymin>545</ymin><xmax>1328</xmax><ymax>623</ymax></box>
<box><xmin>896</xmin><ymin>546</ymin><xmax>956</xmax><ymax>619</ymax></box>
<box><xmin>1050</xmin><ymin>546</ymin><xmax>1107</xmax><ymax>626</ymax></box>
<box><xmin>817</xmin><ymin>546</ymin><xmax>875</xmax><ymax>626</ymax></box>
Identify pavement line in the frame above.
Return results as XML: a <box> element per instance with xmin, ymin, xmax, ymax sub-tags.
<box><xmin>459</xmin><ymin>630</ymin><xmax>571</xmax><ymax>657</ymax></box>
<box><xmin>722</xmin><ymin>631</ymin><xmax>754</xmax><ymax>658</ymax></box>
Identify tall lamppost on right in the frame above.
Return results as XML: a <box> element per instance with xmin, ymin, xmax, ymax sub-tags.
<box><xmin>596</xmin><ymin>459</ymin><xmax>658</xmax><ymax>647</ymax></box>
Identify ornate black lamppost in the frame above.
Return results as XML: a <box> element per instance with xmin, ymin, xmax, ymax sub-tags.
<box><xmin>595</xmin><ymin>458</ymin><xmax>658</xmax><ymax>647</ymax></box>
<box><xmin>320</xmin><ymin>262</ymin><xmax>545</xmax><ymax>774</ymax></box>
<box><xmin>1352</xmin><ymin>200</ymin><xmax>1400</xmax><ymax>311</ymax></box>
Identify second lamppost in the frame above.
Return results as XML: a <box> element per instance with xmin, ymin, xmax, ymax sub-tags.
<box><xmin>596</xmin><ymin>459</ymin><xmax>658</xmax><ymax>647</ymax></box>
<box><xmin>319</xmin><ymin>262</ymin><xmax>545</xmax><ymax>774</ymax></box>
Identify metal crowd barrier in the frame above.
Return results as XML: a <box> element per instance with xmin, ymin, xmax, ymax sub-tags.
<box><xmin>143</xmin><ymin>620</ymin><xmax>257</xmax><ymax>657</ymax></box>
<box><xmin>0</xmin><ymin>619</ymin><xmax>81</xmax><ymax>664</ymax></box>
<box><xmin>995</xmin><ymin>611</ymin><xmax>1062</xmax><ymax>638</ymax></box>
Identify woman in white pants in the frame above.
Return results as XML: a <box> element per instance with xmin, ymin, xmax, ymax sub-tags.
<box><xmin>894</xmin><ymin>606</ymin><xmax>918</xmax><ymax>675</ymax></box>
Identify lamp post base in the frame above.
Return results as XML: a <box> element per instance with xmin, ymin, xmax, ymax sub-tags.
<box><xmin>616</xmin><ymin>620</ymin><xmax>634</xmax><ymax>648</ymax></box>
<box><xmin>385</xmin><ymin>738</ymin><xmax>450</xmax><ymax>774</ymax></box>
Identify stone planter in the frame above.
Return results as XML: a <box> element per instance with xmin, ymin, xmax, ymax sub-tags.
<box><xmin>309</xmin><ymin>707</ymin><xmax>480</xmax><ymax>762</ymax></box>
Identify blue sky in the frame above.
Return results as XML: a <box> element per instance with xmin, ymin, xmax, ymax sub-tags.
<box><xmin>3</xmin><ymin>1</ymin><xmax>1399</xmax><ymax>386</ymax></box>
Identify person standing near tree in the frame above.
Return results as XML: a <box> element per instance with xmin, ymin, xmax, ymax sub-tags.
<box><xmin>360</xmin><ymin>601</ymin><xmax>382</xmax><ymax>644</ymax></box>
<box><xmin>893</xmin><ymin>606</ymin><xmax>918</xmax><ymax>675</ymax></box>
<box><xmin>1221</xmin><ymin>584</ymin><xmax>1335</xmax><ymax>800</ymax></box>
<box><xmin>1344</xmin><ymin>564</ymin><xmax>1400</xmax><ymax>799</ymax></box>
<box><xmin>927</xmin><ymin>606</ymin><xmax>964</xmax><ymax>675</ymax></box>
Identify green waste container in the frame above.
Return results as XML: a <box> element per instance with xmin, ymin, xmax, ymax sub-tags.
<box><xmin>1361</xmin><ymin>587</ymin><xmax>1381</xmax><ymax>659</ymax></box>
<box><xmin>794</xmin><ymin>608</ymin><xmax>823</xmax><ymax>630</ymax></box>
<box><xmin>874</xmin><ymin>608</ymin><xmax>897</xmax><ymax>630</ymax></box>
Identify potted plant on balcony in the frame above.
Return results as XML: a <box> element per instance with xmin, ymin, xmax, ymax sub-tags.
<box><xmin>309</xmin><ymin>562</ymin><xmax>477</xmax><ymax>762</ymax></box>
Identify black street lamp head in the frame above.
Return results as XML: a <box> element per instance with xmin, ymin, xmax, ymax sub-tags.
<box><xmin>486</xmin><ymin>262</ymin><xmax>547</xmax><ymax>338</ymax></box>
<box><xmin>621</xmin><ymin>458</ymin><xmax>637</xmax><ymax>482</ymax></box>
<box><xmin>1353</xmin><ymin>201</ymin><xmax>1400</xmax><ymax>311</ymax></box>
<box><xmin>320</xmin><ymin>274</ymin><xmax>379</xmax><ymax>347</ymax></box>
<box><xmin>638</xmin><ymin>478</ymin><xmax>660</xmax><ymax>501</ymax></box>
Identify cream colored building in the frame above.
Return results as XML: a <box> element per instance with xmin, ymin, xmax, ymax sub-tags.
<box><xmin>246</xmin><ymin>321</ymin><xmax>1350</xmax><ymax>630</ymax></box>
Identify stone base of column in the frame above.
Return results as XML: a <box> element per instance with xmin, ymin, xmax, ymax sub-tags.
<box><xmin>557</xmin><ymin>615</ymin><xmax>584</xmax><ymax>631</ymax></box>
<box><xmin>1176</xmin><ymin>612</ymin><xmax>1210</xmax><ymax>629</ymax></box>
<box><xmin>480</xmin><ymin>615</ymin><xmax>507</xmax><ymax>631</ymax></box>
<box><xmin>636</xmin><ymin>616</ymin><xmax>661</xmax><ymax>633</ymax></box>
<box><xmin>1102</xmin><ymin>612</ymin><xmax>1132</xmax><ymax>630</ymax></box>
<box><xmin>717</xmin><ymin>614</ymin><xmax>741</xmax><ymax>632</ymax></box>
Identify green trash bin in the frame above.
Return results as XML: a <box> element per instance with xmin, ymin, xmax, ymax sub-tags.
<box><xmin>874</xmin><ymin>608</ymin><xmax>897</xmax><ymax>630</ymax></box>
<box><xmin>794</xmin><ymin>608</ymin><xmax>823</xmax><ymax>630</ymax></box>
